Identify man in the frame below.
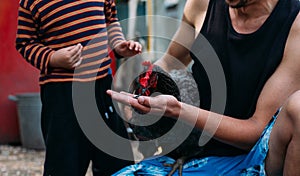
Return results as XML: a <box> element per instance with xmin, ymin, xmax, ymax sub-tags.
<box><xmin>107</xmin><ymin>0</ymin><xmax>300</xmax><ymax>175</ymax></box>
<box><xmin>15</xmin><ymin>0</ymin><xmax>142</xmax><ymax>175</ymax></box>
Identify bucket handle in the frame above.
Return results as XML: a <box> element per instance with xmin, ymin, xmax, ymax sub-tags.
<box><xmin>8</xmin><ymin>95</ymin><xmax>18</xmax><ymax>102</ymax></box>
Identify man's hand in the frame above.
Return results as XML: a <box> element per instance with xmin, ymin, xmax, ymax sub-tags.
<box><xmin>114</xmin><ymin>40</ymin><xmax>142</xmax><ymax>58</ymax></box>
<box><xmin>49</xmin><ymin>43</ymin><xmax>83</xmax><ymax>69</ymax></box>
<box><xmin>106</xmin><ymin>90</ymin><xmax>181</xmax><ymax>118</ymax></box>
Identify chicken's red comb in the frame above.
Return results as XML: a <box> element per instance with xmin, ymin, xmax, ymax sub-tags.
<box><xmin>137</xmin><ymin>61</ymin><xmax>158</xmax><ymax>96</ymax></box>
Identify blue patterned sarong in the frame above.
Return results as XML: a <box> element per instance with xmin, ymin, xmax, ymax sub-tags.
<box><xmin>113</xmin><ymin>110</ymin><xmax>280</xmax><ymax>176</ymax></box>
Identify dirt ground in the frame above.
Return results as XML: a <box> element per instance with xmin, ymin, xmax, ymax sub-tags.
<box><xmin>0</xmin><ymin>142</ymin><xmax>143</xmax><ymax>176</ymax></box>
<box><xmin>0</xmin><ymin>145</ymin><xmax>47</xmax><ymax>176</ymax></box>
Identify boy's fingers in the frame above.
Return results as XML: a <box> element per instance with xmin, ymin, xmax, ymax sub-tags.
<box><xmin>134</xmin><ymin>42</ymin><xmax>142</xmax><ymax>52</ymax></box>
<box><xmin>66</xmin><ymin>44</ymin><xmax>77</xmax><ymax>51</ymax></box>
<box><xmin>72</xmin><ymin>57</ymin><xmax>83</xmax><ymax>68</ymax></box>
<box><xmin>128</xmin><ymin>40</ymin><xmax>135</xmax><ymax>50</ymax></box>
<box><xmin>71</xmin><ymin>48</ymin><xmax>82</xmax><ymax>62</ymax></box>
<box><xmin>69</xmin><ymin>43</ymin><xmax>82</xmax><ymax>55</ymax></box>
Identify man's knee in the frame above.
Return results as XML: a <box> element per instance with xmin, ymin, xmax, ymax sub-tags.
<box><xmin>285</xmin><ymin>90</ymin><xmax>300</xmax><ymax>125</ymax></box>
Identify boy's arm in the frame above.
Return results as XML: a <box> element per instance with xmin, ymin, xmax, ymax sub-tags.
<box><xmin>105</xmin><ymin>0</ymin><xmax>125</xmax><ymax>48</ymax></box>
<box><xmin>105</xmin><ymin>0</ymin><xmax>141</xmax><ymax>58</ymax></box>
<box><xmin>15</xmin><ymin>2</ymin><xmax>55</xmax><ymax>74</ymax></box>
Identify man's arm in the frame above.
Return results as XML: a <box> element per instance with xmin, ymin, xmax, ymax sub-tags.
<box><xmin>249</xmin><ymin>12</ymin><xmax>300</xmax><ymax>138</ymax></box>
<box><xmin>211</xmin><ymin>12</ymin><xmax>300</xmax><ymax>149</ymax></box>
<box><xmin>155</xmin><ymin>0</ymin><xmax>209</xmax><ymax>71</ymax></box>
<box><xmin>108</xmin><ymin>12</ymin><xmax>300</xmax><ymax>151</ymax></box>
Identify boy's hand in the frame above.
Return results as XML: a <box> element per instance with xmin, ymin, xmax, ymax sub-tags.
<box><xmin>114</xmin><ymin>40</ymin><xmax>142</xmax><ymax>58</ymax></box>
<box><xmin>49</xmin><ymin>43</ymin><xmax>83</xmax><ymax>69</ymax></box>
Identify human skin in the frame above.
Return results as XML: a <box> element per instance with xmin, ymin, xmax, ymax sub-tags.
<box><xmin>49</xmin><ymin>40</ymin><xmax>142</xmax><ymax>69</ymax></box>
<box><xmin>108</xmin><ymin>0</ymin><xmax>300</xmax><ymax>175</ymax></box>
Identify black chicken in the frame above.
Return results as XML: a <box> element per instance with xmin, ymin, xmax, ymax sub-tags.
<box><xmin>128</xmin><ymin>61</ymin><xmax>204</xmax><ymax>176</ymax></box>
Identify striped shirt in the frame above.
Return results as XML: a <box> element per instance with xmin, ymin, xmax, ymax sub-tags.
<box><xmin>16</xmin><ymin>0</ymin><xmax>125</xmax><ymax>84</ymax></box>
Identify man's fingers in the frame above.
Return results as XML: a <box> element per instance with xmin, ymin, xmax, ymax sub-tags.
<box><xmin>107</xmin><ymin>90</ymin><xmax>152</xmax><ymax>113</ymax></box>
<box><xmin>120</xmin><ymin>91</ymin><xmax>135</xmax><ymax>96</ymax></box>
<box><xmin>107</xmin><ymin>90</ymin><xmax>131</xmax><ymax>105</ymax></box>
<box><xmin>132</xmin><ymin>96</ymin><xmax>168</xmax><ymax>116</ymax></box>
<box><xmin>107</xmin><ymin>90</ymin><xmax>169</xmax><ymax>116</ymax></box>
<box><xmin>106</xmin><ymin>90</ymin><xmax>114</xmax><ymax>97</ymax></box>
<box><xmin>136</xmin><ymin>96</ymin><xmax>155</xmax><ymax>107</ymax></box>
<box><xmin>118</xmin><ymin>92</ymin><xmax>162</xmax><ymax>110</ymax></box>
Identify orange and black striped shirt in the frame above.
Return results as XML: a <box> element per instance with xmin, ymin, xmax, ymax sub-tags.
<box><xmin>16</xmin><ymin>0</ymin><xmax>125</xmax><ymax>84</ymax></box>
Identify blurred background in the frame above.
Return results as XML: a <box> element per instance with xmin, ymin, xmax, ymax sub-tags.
<box><xmin>0</xmin><ymin>0</ymin><xmax>186</xmax><ymax>175</ymax></box>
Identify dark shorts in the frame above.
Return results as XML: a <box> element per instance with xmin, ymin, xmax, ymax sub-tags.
<box><xmin>40</xmin><ymin>76</ymin><xmax>134</xmax><ymax>176</ymax></box>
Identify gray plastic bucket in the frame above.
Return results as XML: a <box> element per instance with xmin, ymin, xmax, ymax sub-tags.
<box><xmin>9</xmin><ymin>93</ymin><xmax>45</xmax><ymax>150</ymax></box>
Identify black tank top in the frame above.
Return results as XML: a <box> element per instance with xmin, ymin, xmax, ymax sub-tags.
<box><xmin>190</xmin><ymin>0</ymin><xmax>300</xmax><ymax>156</ymax></box>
